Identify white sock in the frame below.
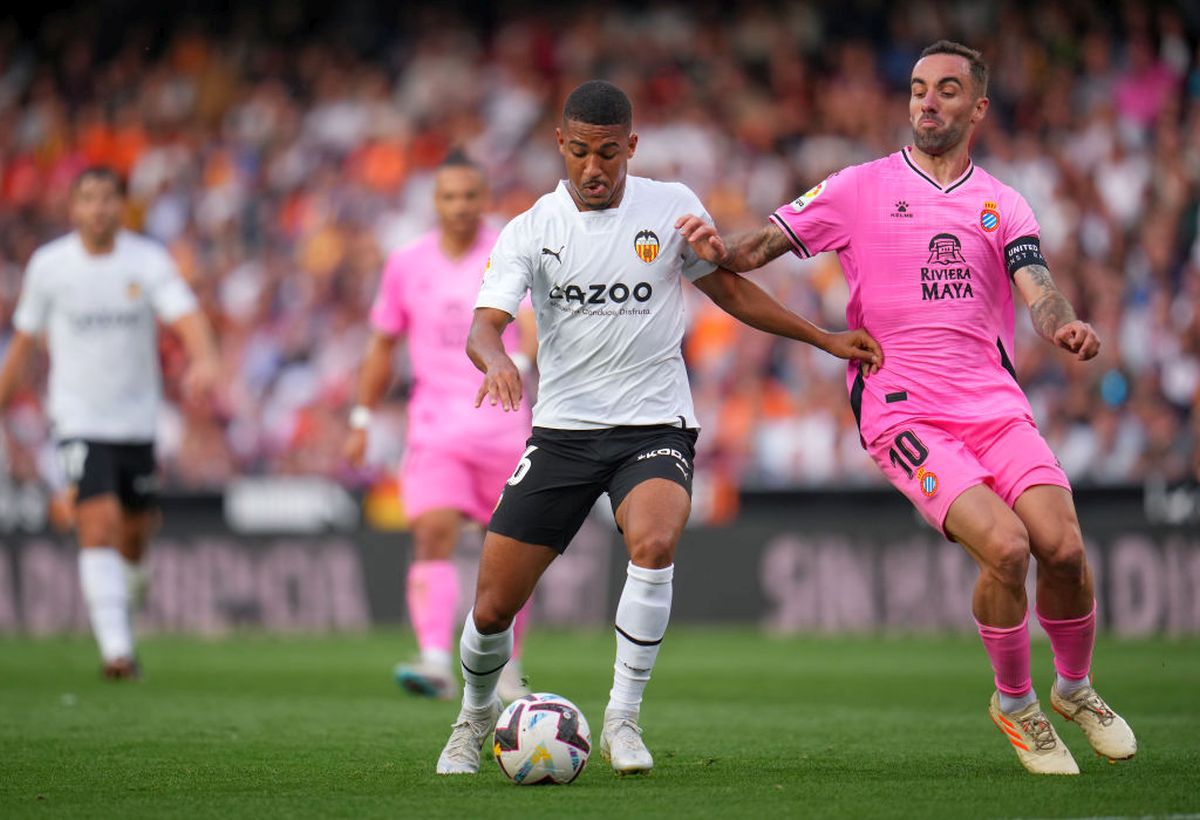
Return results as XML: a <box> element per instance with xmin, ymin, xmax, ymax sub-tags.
<box><xmin>999</xmin><ymin>689</ymin><xmax>1038</xmax><ymax>714</ymax></box>
<box><xmin>79</xmin><ymin>548</ymin><xmax>134</xmax><ymax>662</ymax></box>
<box><xmin>607</xmin><ymin>562</ymin><xmax>673</xmax><ymax>718</ymax></box>
<box><xmin>1055</xmin><ymin>673</ymin><xmax>1090</xmax><ymax>697</ymax></box>
<box><xmin>122</xmin><ymin>557</ymin><xmax>149</xmax><ymax>612</ymax></box>
<box><xmin>459</xmin><ymin>609</ymin><xmax>512</xmax><ymax>710</ymax></box>
<box><xmin>422</xmin><ymin>647</ymin><xmax>452</xmax><ymax>670</ymax></box>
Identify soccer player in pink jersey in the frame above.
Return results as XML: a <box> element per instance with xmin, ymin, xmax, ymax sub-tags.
<box><xmin>677</xmin><ymin>41</ymin><xmax>1136</xmax><ymax>775</ymax></box>
<box><xmin>344</xmin><ymin>151</ymin><xmax>537</xmax><ymax>702</ymax></box>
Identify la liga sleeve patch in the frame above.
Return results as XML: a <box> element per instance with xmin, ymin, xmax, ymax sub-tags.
<box><xmin>788</xmin><ymin>179</ymin><xmax>827</xmax><ymax>212</ymax></box>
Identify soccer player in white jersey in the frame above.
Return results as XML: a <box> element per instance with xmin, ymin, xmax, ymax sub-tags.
<box><xmin>0</xmin><ymin>166</ymin><xmax>219</xmax><ymax>679</ymax></box>
<box><xmin>435</xmin><ymin>80</ymin><xmax>883</xmax><ymax>776</ymax></box>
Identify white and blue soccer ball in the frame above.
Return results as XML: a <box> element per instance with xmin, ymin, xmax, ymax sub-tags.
<box><xmin>492</xmin><ymin>692</ymin><xmax>591</xmax><ymax>785</ymax></box>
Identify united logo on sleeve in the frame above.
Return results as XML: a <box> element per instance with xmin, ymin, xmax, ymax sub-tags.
<box><xmin>634</xmin><ymin>230</ymin><xmax>660</xmax><ymax>264</ymax></box>
<box><xmin>980</xmin><ymin>201</ymin><xmax>1000</xmax><ymax>232</ymax></box>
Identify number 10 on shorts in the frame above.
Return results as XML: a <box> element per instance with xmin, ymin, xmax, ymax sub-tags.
<box><xmin>887</xmin><ymin>430</ymin><xmax>928</xmax><ymax>480</ymax></box>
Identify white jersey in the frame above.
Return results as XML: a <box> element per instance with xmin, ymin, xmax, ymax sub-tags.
<box><xmin>12</xmin><ymin>230</ymin><xmax>198</xmax><ymax>441</ymax></box>
<box><xmin>476</xmin><ymin>175</ymin><xmax>717</xmax><ymax>430</ymax></box>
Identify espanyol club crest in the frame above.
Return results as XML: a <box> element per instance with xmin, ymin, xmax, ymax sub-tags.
<box><xmin>916</xmin><ymin>466</ymin><xmax>939</xmax><ymax>497</ymax></box>
<box><xmin>634</xmin><ymin>230</ymin><xmax>660</xmax><ymax>264</ymax></box>
<box><xmin>980</xmin><ymin>201</ymin><xmax>1000</xmax><ymax>232</ymax></box>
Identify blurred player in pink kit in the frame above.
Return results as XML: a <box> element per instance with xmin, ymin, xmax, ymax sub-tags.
<box><xmin>345</xmin><ymin>151</ymin><xmax>536</xmax><ymax>702</ymax></box>
<box><xmin>677</xmin><ymin>41</ymin><xmax>1136</xmax><ymax>775</ymax></box>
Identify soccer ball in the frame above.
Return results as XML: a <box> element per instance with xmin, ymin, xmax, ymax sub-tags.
<box><xmin>492</xmin><ymin>693</ymin><xmax>591</xmax><ymax>785</ymax></box>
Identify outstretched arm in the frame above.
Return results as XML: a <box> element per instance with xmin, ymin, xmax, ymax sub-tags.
<box><xmin>170</xmin><ymin>310</ymin><xmax>221</xmax><ymax>401</ymax></box>
<box><xmin>342</xmin><ymin>332</ymin><xmax>399</xmax><ymax>466</ymax></box>
<box><xmin>1012</xmin><ymin>264</ymin><xmax>1100</xmax><ymax>360</ymax></box>
<box><xmin>0</xmin><ymin>331</ymin><xmax>36</xmax><ymax>410</ymax></box>
<box><xmin>467</xmin><ymin>307</ymin><xmax>523</xmax><ymax>411</ymax></box>
<box><xmin>692</xmin><ymin>268</ymin><xmax>882</xmax><ymax>375</ymax></box>
<box><xmin>675</xmin><ymin>218</ymin><xmax>793</xmax><ymax>273</ymax></box>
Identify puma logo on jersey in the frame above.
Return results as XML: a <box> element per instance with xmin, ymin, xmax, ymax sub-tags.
<box><xmin>541</xmin><ymin>245</ymin><xmax>565</xmax><ymax>263</ymax></box>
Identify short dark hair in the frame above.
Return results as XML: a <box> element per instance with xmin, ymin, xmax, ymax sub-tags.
<box><xmin>71</xmin><ymin>165</ymin><xmax>125</xmax><ymax>196</ymax></box>
<box><xmin>562</xmin><ymin>80</ymin><xmax>632</xmax><ymax>129</ymax></box>
<box><xmin>919</xmin><ymin>40</ymin><xmax>989</xmax><ymax>98</ymax></box>
<box><xmin>439</xmin><ymin>148</ymin><xmax>481</xmax><ymax>171</ymax></box>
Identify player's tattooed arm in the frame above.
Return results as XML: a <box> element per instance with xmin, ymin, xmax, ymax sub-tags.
<box><xmin>1019</xmin><ymin>265</ymin><xmax>1075</xmax><ymax>338</ymax></box>
<box><xmin>721</xmin><ymin>224</ymin><xmax>793</xmax><ymax>271</ymax></box>
<box><xmin>1013</xmin><ymin>264</ymin><xmax>1101</xmax><ymax>361</ymax></box>
<box><xmin>675</xmin><ymin>217</ymin><xmax>791</xmax><ymax>272</ymax></box>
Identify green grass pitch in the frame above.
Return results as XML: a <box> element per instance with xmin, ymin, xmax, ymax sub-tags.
<box><xmin>1</xmin><ymin>629</ymin><xmax>1197</xmax><ymax>818</ymax></box>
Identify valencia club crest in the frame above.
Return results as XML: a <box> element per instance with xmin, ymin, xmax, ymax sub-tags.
<box><xmin>634</xmin><ymin>230</ymin><xmax>660</xmax><ymax>264</ymax></box>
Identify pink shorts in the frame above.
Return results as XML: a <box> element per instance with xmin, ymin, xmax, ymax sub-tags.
<box><xmin>399</xmin><ymin>444</ymin><xmax>524</xmax><ymax>525</ymax></box>
<box><xmin>866</xmin><ymin>415</ymin><xmax>1071</xmax><ymax>536</ymax></box>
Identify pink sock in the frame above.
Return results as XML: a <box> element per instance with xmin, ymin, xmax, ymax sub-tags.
<box><xmin>1036</xmin><ymin>602</ymin><xmax>1096</xmax><ymax>682</ymax></box>
<box><xmin>511</xmin><ymin>600</ymin><xmax>532</xmax><ymax>661</ymax></box>
<box><xmin>406</xmin><ymin>560</ymin><xmax>458</xmax><ymax>657</ymax></box>
<box><xmin>976</xmin><ymin>613</ymin><xmax>1033</xmax><ymax>697</ymax></box>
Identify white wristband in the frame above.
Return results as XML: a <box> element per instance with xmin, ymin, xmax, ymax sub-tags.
<box><xmin>348</xmin><ymin>405</ymin><xmax>372</xmax><ymax>430</ymax></box>
<box><xmin>510</xmin><ymin>352</ymin><xmax>533</xmax><ymax>376</ymax></box>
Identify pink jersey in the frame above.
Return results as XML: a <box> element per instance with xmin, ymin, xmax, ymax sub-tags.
<box><xmin>771</xmin><ymin>147</ymin><xmax>1042</xmax><ymax>446</ymax></box>
<box><xmin>369</xmin><ymin>227</ymin><xmax>530</xmax><ymax>453</ymax></box>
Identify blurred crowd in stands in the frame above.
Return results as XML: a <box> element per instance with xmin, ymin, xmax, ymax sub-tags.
<box><xmin>0</xmin><ymin>0</ymin><xmax>1197</xmax><ymax>500</ymax></box>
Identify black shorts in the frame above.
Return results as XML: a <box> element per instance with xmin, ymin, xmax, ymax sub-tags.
<box><xmin>56</xmin><ymin>439</ymin><xmax>158</xmax><ymax>511</ymax></box>
<box><xmin>488</xmin><ymin>424</ymin><xmax>699</xmax><ymax>553</ymax></box>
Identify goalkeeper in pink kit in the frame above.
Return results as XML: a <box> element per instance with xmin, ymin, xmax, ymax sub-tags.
<box><xmin>345</xmin><ymin>152</ymin><xmax>536</xmax><ymax>702</ymax></box>
<box><xmin>677</xmin><ymin>41</ymin><xmax>1136</xmax><ymax>775</ymax></box>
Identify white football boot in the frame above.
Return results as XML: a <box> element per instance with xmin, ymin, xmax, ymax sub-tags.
<box><xmin>600</xmin><ymin>710</ymin><xmax>654</xmax><ymax>774</ymax></box>
<box><xmin>435</xmin><ymin>697</ymin><xmax>502</xmax><ymax>775</ymax></box>
<box><xmin>394</xmin><ymin>659</ymin><xmax>458</xmax><ymax>701</ymax></box>
<box><xmin>1050</xmin><ymin>683</ymin><xmax>1137</xmax><ymax>762</ymax></box>
<box><xmin>988</xmin><ymin>692</ymin><xmax>1079</xmax><ymax>775</ymax></box>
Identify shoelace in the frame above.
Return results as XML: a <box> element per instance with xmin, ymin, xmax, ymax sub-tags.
<box><xmin>607</xmin><ymin>719</ymin><xmax>645</xmax><ymax>752</ymax></box>
<box><xmin>1018</xmin><ymin>712</ymin><xmax>1058</xmax><ymax>751</ymax></box>
<box><xmin>1072</xmin><ymin>690</ymin><xmax>1116</xmax><ymax>727</ymax></box>
<box><xmin>444</xmin><ymin>716</ymin><xmax>488</xmax><ymax>758</ymax></box>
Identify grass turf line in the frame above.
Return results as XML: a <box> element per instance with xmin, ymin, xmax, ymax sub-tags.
<box><xmin>0</xmin><ymin>629</ymin><xmax>1197</xmax><ymax>819</ymax></box>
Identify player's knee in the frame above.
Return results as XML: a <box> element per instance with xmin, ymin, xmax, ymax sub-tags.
<box><xmin>411</xmin><ymin>515</ymin><xmax>459</xmax><ymax>560</ymax></box>
<box><xmin>76</xmin><ymin>503</ymin><xmax>121</xmax><ymax>547</ymax></box>
<box><xmin>986</xmin><ymin>529</ymin><xmax>1031</xmax><ymax>589</ymax></box>
<box><xmin>471</xmin><ymin>597</ymin><xmax>517</xmax><ymax>634</ymax></box>
<box><xmin>1039</xmin><ymin>531</ymin><xmax>1088</xmax><ymax>583</ymax></box>
<box><xmin>626</xmin><ymin>530</ymin><xmax>677</xmax><ymax>569</ymax></box>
